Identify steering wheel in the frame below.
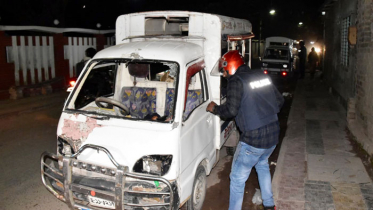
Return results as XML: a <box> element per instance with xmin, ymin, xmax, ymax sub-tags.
<box><xmin>95</xmin><ymin>97</ymin><xmax>129</xmax><ymax>116</ymax></box>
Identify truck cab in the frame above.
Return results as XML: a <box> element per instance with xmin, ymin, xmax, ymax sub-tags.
<box><xmin>261</xmin><ymin>36</ymin><xmax>294</xmax><ymax>77</ymax></box>
<box><xmin>40</xmin><ymin>11</ymin><xmax>253</xmax><ymax>210</ymax></box>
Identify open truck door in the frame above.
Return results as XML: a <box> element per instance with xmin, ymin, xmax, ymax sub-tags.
<box><xmin>210</xmin><ymin>33</ymin><xmax>255</xmax><ymax>154</ymax></box>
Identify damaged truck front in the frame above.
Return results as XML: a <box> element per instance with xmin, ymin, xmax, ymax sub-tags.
<box><xmin>40</xmin><ymin>11</ymin><xmax>253</xmax><ymax>210</ymax></box>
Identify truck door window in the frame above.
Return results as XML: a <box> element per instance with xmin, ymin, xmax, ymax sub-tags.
<box><xmin>201</xmin><ymin>69</ymin><xmax>209</xmax><ymax>101</ymax></box>
<box><xmin>264</xmin><ymin>49</ymin><xmax>289</xmax><ymax>60</ymax></box>
<box><xmin>183</xmin><ymin>70</ymin><xmax>207</xmax><ymax>121</ymax></box>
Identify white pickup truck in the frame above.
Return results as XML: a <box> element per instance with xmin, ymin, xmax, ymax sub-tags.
<box><xmin>40</xmin><ymin>11</ymin><xmax>254</xmax><ymax>210</ymax></box>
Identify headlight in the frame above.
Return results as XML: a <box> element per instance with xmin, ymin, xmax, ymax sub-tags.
<box><xmin>133</xmin><ymin>155</ymin><xmax>173</xmax><ymax>176</ymax></box>
<box><xmin>57</xmin><ymin>137</ymin><xmax>74</xmax><ymax>156</ymax></box>
<box><xmin>282</xmin><ymin>64</ymin><xmax>288</xmax><ymax>68</ymax></box>
<box><xmin>262</xmin><ymin>63</ymin><xmax>268</xmax><ymax>67</ymax></box>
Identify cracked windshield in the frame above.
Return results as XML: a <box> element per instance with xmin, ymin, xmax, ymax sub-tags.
<box><xmin>68</xmin><ymin>60</ymin><xmax>179</xmax><ymax>122</ymax></box>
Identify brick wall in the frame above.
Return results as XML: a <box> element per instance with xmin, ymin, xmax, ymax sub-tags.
<box><xmin>356</xmin><ymin>0</ymin><xmax>373</xmax><ymax>140</ymax></box>
<box><xmin>95</xmin><ymin>34</ymin><xmax>106</xmax><ymax>51</ymax></box>
<box><xmin>0</xmin><ymin>32</ymin><xmax>16</xmax><ymax>99</ymax></box>
<box><xmin>53</xmin><ymin>34</ymin><xmax>69</xmax><ymax>86</ymax></box>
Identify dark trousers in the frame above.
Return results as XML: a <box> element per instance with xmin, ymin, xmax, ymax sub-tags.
<box><xmin>309</xmin><ymin>63</ymin><xmax>317</xmax><ymax>79</ymax></box>
<box><xmin>299</xmin><ymin>63</ymin><xmax>306</xmax><ymax>78</ymax></box>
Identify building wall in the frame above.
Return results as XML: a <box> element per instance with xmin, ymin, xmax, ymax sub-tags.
<box><xmin>0</xmin><ymin>30</ymin><xmax>110</xmax><ymax>100</ymax></box>
<box><xmin>356</xmin><ymin>0</ymin><xmax>373</xmax><ymax>141</ymax></box>
<box><xmin>324</xmin><ymin>0</ymin><xmax>373</xmax><ymax>151</ymax></box>
<box><xmin>323</xmin><ymin>0</ymin><xmax>357</xmax><ymax>107</ymax></box>
<box><xmin>54</xmin><ymin>34</ymin><xmax>69</xmax><ymax>86</ymax></box>
<box><xmin>322</xmin><ymin>0</ymin><xmax>373</xmax><ymax>153</ymax></box>
<box><xmin>0</xmin><ymin>32</ymin><xmax>15</xmax><ymax>99</ymax></box>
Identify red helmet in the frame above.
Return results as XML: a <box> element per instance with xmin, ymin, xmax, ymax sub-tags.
<box><xmin>220</xmin><ymin>50</ymin><xmax>244</xmax><ymax>75</ymax></box>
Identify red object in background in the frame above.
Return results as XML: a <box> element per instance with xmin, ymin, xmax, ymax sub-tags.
<box><xmin>282</xmin><ymin>72</ymin><xmax>287</xmax><ymax>76</ymax></box>
<box><xmin>264</xmin><ymin>70</ymin><xmax>268</xmax><ymax>74</ymax></box>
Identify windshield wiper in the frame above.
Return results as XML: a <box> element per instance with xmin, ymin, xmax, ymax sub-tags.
<box><xmin>81</xmin><ymin>112</ymin><xmax>111</xmax><ymax>120</ymax></box>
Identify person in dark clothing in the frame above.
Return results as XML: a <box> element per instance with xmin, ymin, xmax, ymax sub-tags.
<box><xmin>76</xmin><ymin>47</ymin><xmax>97</xmax><ymax>76</ymax></box>
<box><xmin>308</xmin><ymin>47</ymin><xmax>319</xmax><ymax>79</ymax></box>
<box><xmin>298</xmin><ymin>41</ymin><xmax>307</xmax><ymax>79</ymax></box>
<box><xmin>206</xmin><ymin>50</ymin><xmax>284</xmax><ymax>210</ymax></box>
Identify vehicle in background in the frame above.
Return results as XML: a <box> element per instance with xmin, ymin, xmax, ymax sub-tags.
<box><xmin>261</xmin><ymin>36</ymin><xmax>295</xmax><ymax>77</ymax></box>
<box><xmin>40</xmin><ymin>11</ymin><xmax>254</xmax><ymax>210</ymax></box>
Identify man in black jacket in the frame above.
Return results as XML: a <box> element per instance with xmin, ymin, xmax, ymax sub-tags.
<box><xmin>76</xmin><ymin>47</ymin><xmax>97</xmax><ymax>76</ymax></box>
<box><xmin>298</xmin><ymin>41</ymin><xmax>307</xmax><ymax>79</ymax></box>
<box><xmin>207</xmin><ymin>50</ymin><xmax>284</xmax><ymax>210</ymax></box>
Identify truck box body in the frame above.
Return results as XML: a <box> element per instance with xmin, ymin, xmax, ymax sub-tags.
<box><xmin>40</xmin><ymin>11</ymin><xmax>253</xmax><ymax>210</ymax></box>
<box><xmin>116</xmin><ymin>11</ymin><xmax>252</xmax><ymax>101</ymax></box>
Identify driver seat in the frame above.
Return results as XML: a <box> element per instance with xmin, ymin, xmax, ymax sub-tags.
<box><xmin>120</xmin><ymin>87</ymin><xmax>156</xmax><ymax>119</ymax></box>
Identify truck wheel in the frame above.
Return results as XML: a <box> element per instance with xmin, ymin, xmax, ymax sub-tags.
<box><xmin>186</xmin><ymin>165</ymin><xmax>206</xmax><ymax>210</ymax></box>
<box><xmin>226</xmin><ymin>146</ymin><xmax>236</xmax><ymax>156</ymax></box>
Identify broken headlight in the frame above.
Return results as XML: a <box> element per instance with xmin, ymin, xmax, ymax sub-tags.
<box><xmin>133</xmin><ymin>155</ymin><xmax>173</xmax><ymax>176</ymax></box>
<box><xmin>57</xmin><ymin>137</ymin><xmax>75</xmax><ymax>156</ymax></box>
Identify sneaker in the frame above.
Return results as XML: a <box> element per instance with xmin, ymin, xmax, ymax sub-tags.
<box><xmin>264</xmin><ymin>206</ymin><xmax>276</xmax><ymax>210</ymax></box>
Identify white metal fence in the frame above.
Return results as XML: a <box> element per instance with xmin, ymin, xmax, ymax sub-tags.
<box><xmin>2</xmin><ymin>26</ymin><xmax>115</xmax><ymax>88</ymax></box>
<box><xmin>65</xmin><ymin>36</ymin><xmax>115</xmax><ymax>77</ymax></box>
<box><xmin>104</xmin><ymin>36</ymin><xmax>115</xmax><ymax>48</ymax></box>
<box><xmin>65</xmin><ymin>37</ymin><xmax>97</xmax><ymax>78</ymax></box>
<box><xmin>8</xmin><ymin>36</ymin><xmax>115</xmax><ymax>84</ymax></box>
<box><xmin>9</xmin><ymin>36</ymin><xmax>55</xmax><ymax>86</ymax></box>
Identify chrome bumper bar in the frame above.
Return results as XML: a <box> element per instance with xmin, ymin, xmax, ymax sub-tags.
<box><xmin>40</xmin><ymin>144</ymin><xmax>175</xmax><ymax>210</ymax></box>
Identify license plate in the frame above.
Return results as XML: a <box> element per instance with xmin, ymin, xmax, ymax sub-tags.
<box><xmin>270</xmin><ymin>71</ymin><xmax>278</xmax><ymax>74</ymax></box>
<box><xmin>88</xmin><ymin>195</ymin><xmax>115</xmax><ymax>209</ymax></box>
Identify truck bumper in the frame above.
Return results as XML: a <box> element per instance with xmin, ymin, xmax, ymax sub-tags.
<box><xmin>40</xmin><ymin>144</ymin><xmax>178</xmax><ymax>210</ymax></box>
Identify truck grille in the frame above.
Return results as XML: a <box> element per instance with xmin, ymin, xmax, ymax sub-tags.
<box><xmin>267</xmin><ymin>63</ymin><xmax>286</xmax><ymax>69</ymax></box>
<box><xmin>41</xmin><ymin>144</ymin><xmax>175</xmax><ymax>210</ymax></box>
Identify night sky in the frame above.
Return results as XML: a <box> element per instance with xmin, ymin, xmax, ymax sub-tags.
<box><xmin>0</xmin><ymin>0</ymin><xmax>326</xmax><ymax>42</ymax></box>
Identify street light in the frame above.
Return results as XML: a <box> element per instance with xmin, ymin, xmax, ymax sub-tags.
<box><xmin>269</xmin><ymin>9</ymin><xmax>276</xmax><ymax>15</ymax></box>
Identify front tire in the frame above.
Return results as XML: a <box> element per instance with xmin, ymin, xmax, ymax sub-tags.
<box><xmin>186</xmin><ymin>165</ymin><xmax>207</xmax><ymax>210</ymax></box>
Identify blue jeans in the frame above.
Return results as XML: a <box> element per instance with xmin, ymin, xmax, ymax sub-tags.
<box><xmin>229</xmin><ymin>142</ymin><xmax>276</xmax><ymax>210</ymax></box>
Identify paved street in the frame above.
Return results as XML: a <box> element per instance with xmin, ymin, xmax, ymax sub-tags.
<box><xmin>0</xmin><ymin>93</ymin><xmax>70</xmax><ymax>210</ymax></box>
<box><xmin>272</xmin><ymin>76</ymin><xmax>373</xmax><ymax>210</ymax></box>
